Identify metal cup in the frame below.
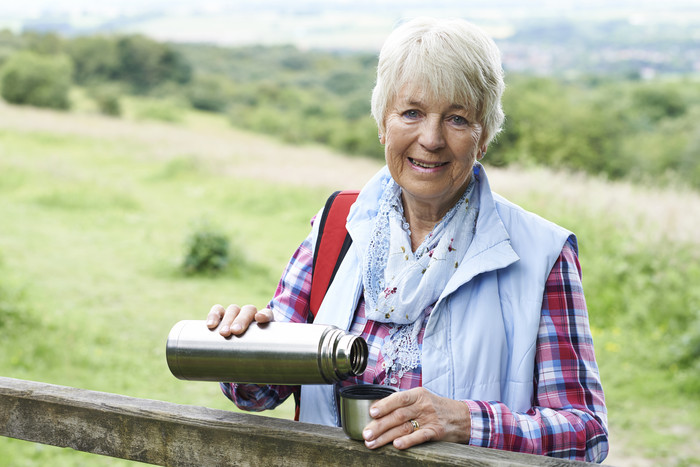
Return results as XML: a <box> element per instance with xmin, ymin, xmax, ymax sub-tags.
<box><xmin>339</xmin><ymin>384</ymin><xmax>398</xmax><ymax>440</ymax></box>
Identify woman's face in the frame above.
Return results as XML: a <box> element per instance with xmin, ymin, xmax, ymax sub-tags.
<box><xmin>382</xmin><ymin>86</ymin><xmax>486</xmax><ymax>218</ymax></box>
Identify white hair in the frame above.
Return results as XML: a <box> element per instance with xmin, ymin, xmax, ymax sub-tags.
<box><xmin>371</xmin><ymin>17</ymin><xmax>506</xmax><ymax>145</ymax></box>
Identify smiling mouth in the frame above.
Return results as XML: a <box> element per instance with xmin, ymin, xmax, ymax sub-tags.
<box><xmin>408</xmin><ymin>158</ymin><xmax>448</xmax><ymax>169</ymax></box>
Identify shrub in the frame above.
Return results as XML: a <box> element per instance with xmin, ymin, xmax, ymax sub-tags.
<box><xmin>88</xmin><ymin>83</ymin><xmax>122</xmax><ymax>116</ymax></box>
<box><xmin>181</xmin><ymin>221</ymin><xmax>231</xmax><ymax>275</ymax></box>
<box><xmin>186</xmin><ymin>74</ymin><xmax>236</xmax><ymax>112</ymax></box>
<box><xmin>0</xmin><ymin>51</ymin><xmax>73</xmax><ymax>109</ymax></box>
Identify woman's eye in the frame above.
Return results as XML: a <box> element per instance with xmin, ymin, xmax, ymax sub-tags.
<box><xmin>402</xmin><ymin>110</ymin><xmax>420</xmax><ymax>119</ymax></box>
<box><xmin>450</xmin><ymin>115</ymin><xmax>469</xmax><ymax>125</ymax></box>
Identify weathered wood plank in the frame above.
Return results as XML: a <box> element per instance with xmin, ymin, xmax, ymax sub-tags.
<box><xmin>0</xmin><ymin>377</ymin><xmax>594</xmax><ymax>466</ymax></box>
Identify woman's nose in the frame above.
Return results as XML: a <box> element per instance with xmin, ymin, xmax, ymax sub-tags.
<box><xmin>418</xmin><ymin>117</ymin><xmax>446</xmax><ymax>151</ymax></box>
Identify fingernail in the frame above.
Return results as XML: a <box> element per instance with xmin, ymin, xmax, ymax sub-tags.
<box><xmin>220</xmin><ymin>325</ymin><xmax>229</xmax><ymax>334</ymax></box>
<box><xmin>369</xmin><ymin>407</ymin><xmax>379</xmax><ymax>417</ymax></box>
<box><xmin>362</xmin><ymin>429</ymin><xmax>373</xmax><ymax>440</ymax></box>
<box><xmin>231</xmin><ymin>323</ymin><xmax>242</xmax><ymax>333</ymax></box>
<box><xmin>365</xmin><ymin>439</ymin><xmax>376</xmax><ymax>449</ymax></box>
<box><xmin>206</xmin><ymin>319</ymin><xmax>214</xmax><ymax>326</ymax></box>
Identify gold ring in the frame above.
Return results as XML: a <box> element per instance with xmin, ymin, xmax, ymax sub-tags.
<box><xmin>410</xmin><ymin>419</ymin><xmax>420</xmax><ymax>432</ymax></box>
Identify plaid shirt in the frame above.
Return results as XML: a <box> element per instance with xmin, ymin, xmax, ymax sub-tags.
<box><xmin>221</xmin><ymin>224</ymin><xmax>608</xmax><ymax>463</ymax></box>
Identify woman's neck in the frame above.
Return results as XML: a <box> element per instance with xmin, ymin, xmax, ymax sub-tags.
<box><xmin>402</xmin><ymin>196</ymin><xmax>450</xmax><ymax>252</ymax></box>
<box><xmin>400</xmin><ymin>178</ymin><xmax>472</xmax><ymax>252</ymax></box>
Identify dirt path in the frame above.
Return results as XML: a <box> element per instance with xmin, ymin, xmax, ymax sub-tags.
<box><xmin>0</xmin><ymin>102</ymin><xmax>383</xmax><ymax>190</ymax></box>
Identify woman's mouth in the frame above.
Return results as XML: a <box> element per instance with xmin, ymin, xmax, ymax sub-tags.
<box><xmin>408</xmin><ymin>158</ymin><xmax>448</xmax><ymax>169</ymax></box>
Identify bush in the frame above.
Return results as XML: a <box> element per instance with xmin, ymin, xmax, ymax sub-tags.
<box><xmin>88</xmin><ymin>83</ymin><xmax>122</xmax><ymax>116</ymax></box>
<box><xmin>181</xmin><ymin>222</ymin><xmax>231</xmax><ymax>275</ymax></box>
<box><xmin>0</xmin><ymin>51</ymin><xmax>73</xmax><ymax>109</ymax></box>
<box><xmin>186</xmin><ymin>73</ymin><xmax>236</xmax><ymax>112</ymax></box>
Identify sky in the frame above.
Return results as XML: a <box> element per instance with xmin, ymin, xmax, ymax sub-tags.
<box><xmin>2</xmin><ymin>0</ymin><xmax>698</xmax><ymax>19</ymax></box>
<box><xmin>1</xmin><ymin>0</ymin><xmax>698</xmax><ymax>51</ymax></box>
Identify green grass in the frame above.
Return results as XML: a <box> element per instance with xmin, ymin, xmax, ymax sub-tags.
<box><xmin>510</xmin><ymin>181</ymin><xmax>700</xmax><ymax>465</ymax></box>
<box><xmin>1</xmin><ymin>102</ymin><xmax>699</xmax><ymax>466</ymax></box>
<box><xmin>0</xmin><ymin>110</ymin><xmax>325</xmax><ymax>465</ymax></box>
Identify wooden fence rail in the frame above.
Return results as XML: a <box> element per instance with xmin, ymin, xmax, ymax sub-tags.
<box><xmin>0</xmin><ymin>377</ymin><xmax>594</xmax><ymax>466</ymax></box>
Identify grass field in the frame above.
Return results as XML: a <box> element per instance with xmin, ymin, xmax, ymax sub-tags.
<box><xmin>1</xmin><ymin>100</ymin><xmax>699</xmax><ymax>466</ymax></box>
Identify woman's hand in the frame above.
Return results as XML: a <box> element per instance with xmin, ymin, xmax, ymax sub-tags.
<box><xmin>206</xmin><ymin>304</ymin><xmax>274</xmax><ymax>337</ymax></box>
<box><xmin>362</xmin><ymin>387</ymin><xmax>471</xmax><ymax>450</ymax></box>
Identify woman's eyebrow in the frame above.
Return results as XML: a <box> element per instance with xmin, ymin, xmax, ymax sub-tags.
<box><xmin>403</xmin><ymin>99</ymin><xmax>467</xmax><ymax>112</ymax></box>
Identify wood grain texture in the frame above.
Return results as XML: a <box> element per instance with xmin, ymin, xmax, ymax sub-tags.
<box><xmin>0</xmin><ymin>377</ymin><xmax>597</xmax><ymax>466</ymax></box>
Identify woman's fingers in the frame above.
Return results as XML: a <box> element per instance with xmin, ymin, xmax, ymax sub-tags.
<box><xmin>206</xmin><ymin>304</ymin><xmax>226</xmax><ymax>329</ymax></box>
<box><xmin>220</xmin><ymin>304</ymin><xmax>255</xmax><ymax>336</ymax></box>
<box><xmin>364</xmin><ymin>416</ymin><xmax>430</xmax><ymax>450</ymax></box>
<box><xmin>216</xmin><ymin>304</ymin><xmax>238</xmax><ymax>336</ymax></box>
<box><xmin>254</xmin><ymin>307</ymin><xmax>274</xmax><ymax>323</ymax></box>
<box><xmin>207</xmin><ymin>304</ymin><xmax>273</xmax><ymax>336</ymax></box>
<box><xmin>230</xmin><ymin>304</ymin><xmax>259</xmax><ymax>335</ymax></box>
<box><xmin>362</xmin><ymin>387</ymin><xmax>469</xmax><ymax>450</ymax></box>
<box><xmin>391</xmin><ymin>422</ymin><xmax>435</xmax><ymax>450</ymax></box>
<box><xmin>363</xmin><ymin>390</ymin><xmax>420</xmax><ymax>448</ymax></box>
<box><xmin>369</xmin><ymin>387</ymin><xmax>418</xmax><ymax>421</ymax></box>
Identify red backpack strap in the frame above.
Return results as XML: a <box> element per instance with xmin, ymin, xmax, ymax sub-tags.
<box><xmin>295</xmin><ymin>190</ymin><xmax>358</xmax><ymax>422</ymax></box>
<box><xmin>309</xmin><ymin>190</ymin><xmax>359</xmax><ymax>318</ymax></box>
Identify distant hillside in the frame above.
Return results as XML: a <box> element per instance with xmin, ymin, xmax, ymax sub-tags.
<box><xmin>9</xmin><ymin>1</ymin><xmax>700</xmax><ymax>76</ymax></box>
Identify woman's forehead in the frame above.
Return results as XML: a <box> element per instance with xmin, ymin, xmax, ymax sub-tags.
<box><xmin>392</xmin><ymin>84</ymin><xmax>472</xmax><ymax>112</ymax></box>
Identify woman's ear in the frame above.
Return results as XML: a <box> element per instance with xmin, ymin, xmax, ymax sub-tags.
<box><xmin>379</xmin><ymin>132</ymin><xmax>386</xmax><ymax>145</ymax></box>
<box><xmin>478</xmin><ymin>144</ymin><xmax>488</xmax><ymax>160</ymax></box>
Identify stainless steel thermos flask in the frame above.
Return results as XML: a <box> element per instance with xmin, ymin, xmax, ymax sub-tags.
<box><xmin>166</xmin><ymin>320</ymin><xmax>368</xmax><ymax>384</ymax></box>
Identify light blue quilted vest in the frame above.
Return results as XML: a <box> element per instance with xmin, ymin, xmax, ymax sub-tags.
<box><xmin>300</xmin><ymin>164</ymin><xmax>572</xmax><ymax>426</ymax></box>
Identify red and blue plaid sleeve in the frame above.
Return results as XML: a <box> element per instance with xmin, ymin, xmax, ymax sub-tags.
<box><xmin>266</xmin><ymin>227</ymin><xmax>316</xmax><ymax>324</ymax></box>
<box><xmin>220</xmin><ymin>223</ymin><xmax>317</xmax><ymax>410</ymax></box>
<box><xmin>466</xmin><ymin>239</ymin><xmax>609</xmax><ymax>463</ymax></box>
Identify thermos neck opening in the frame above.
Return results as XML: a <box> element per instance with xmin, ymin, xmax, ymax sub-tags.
<box><xmin>349</xmin><ymin>336</ymin><xmax>368</xmax><ymax>376</ymax></box>
<box><xmin>321</xmin><ymin>329</ymin><xmax>369</xmax><ymax>383</ymax></box>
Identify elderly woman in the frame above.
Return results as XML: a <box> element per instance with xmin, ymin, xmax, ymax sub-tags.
<box><xmin>206</xmin><ymin>17</ymin><xmax>608</xmax><ymax>462</ymax></box>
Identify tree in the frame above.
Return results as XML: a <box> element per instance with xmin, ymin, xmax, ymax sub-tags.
<box><xmin>114</xmin><ymin>35</ymin><xmax>191</xmax><ymax>93</ymax></box>
<box><xmin>0</xmin><ymin>51</ymin><xmax>73</xmax><ymax>109</ymax></box>
<box><xmin>67</xmin><ymin>36</ymin><xmax>120</xmax><ymax>84</ymax></box>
